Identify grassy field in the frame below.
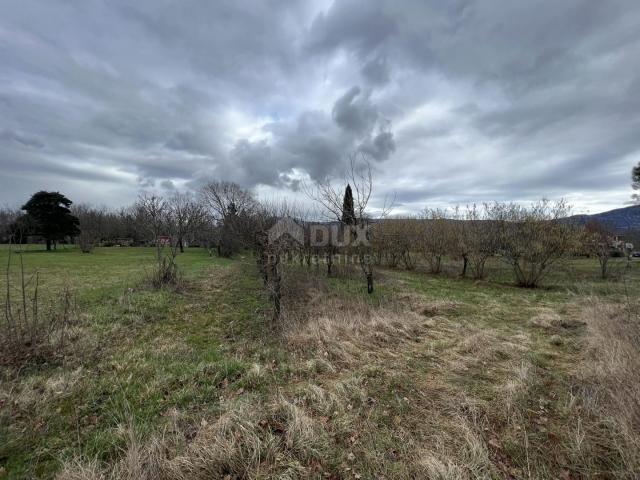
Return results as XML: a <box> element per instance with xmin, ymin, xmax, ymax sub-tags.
<box><xmin>0</xmin><ymin>246</ymin><xmax>638</xmax><ymax>479</ymax></box>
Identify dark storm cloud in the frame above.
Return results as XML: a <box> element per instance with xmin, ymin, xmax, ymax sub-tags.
<box><xmin>1</xmin><ymin>0</ymin><xmax>639</xmax><ymax>212</ymax></box>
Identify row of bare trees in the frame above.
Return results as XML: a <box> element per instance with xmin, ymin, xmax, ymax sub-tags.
<box><xmin>0</xmin><ymin>206</ymin><xmax>21</xmax><ymax>243</ymax></box>
<box><xmin>371</xmin><ymin>200</ymin><xmax>621</xmax><ymax>287</ymax></box>
<box><xmin>4</xmin><ymin>172</ymin><xmax>625</xmax><ymax>297</ymax></box>
<box><xmin>72</xmin><ymin>193</ymin><xmax>211</xmax><ymax>255</ymax></box>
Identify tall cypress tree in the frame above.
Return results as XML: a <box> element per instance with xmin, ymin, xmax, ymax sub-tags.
<box><xmin>341</xmin><ymin>184</ymin><xmax>356</xmax><ymax>225</ymax></box>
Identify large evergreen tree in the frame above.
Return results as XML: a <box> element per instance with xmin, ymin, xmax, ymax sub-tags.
<box><xmin>21</xmin><ymin>191</ymin><xmax>80</xmax><ymax>250</ymax></box>
<box><xmin>341</xmin><ymin>184</ymin><xmax>356</xmax><ymax>225</ymax></box>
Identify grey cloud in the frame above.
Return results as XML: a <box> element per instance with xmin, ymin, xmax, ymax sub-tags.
<box><xmin>266</xmin><ymin>110</ymin><xmax>347</xmax><ymax>181</ymax></box>
<box><xmin>256</xmin><ymin>89</ymin><xmax>395</xmax><ymax>184</ymax></box>
<box><xmin>0</xmin><ymin>129</ymin><xmax>44</xmax><ymax>149</ymax></box>
<box><xmin>160</xmin><ymin>180</ymin><xmax>176</xmax><ymax>190</ymax></box>
<box><xmin>229</xmin><ymin>139</ymin><xmax>278</xmax><ymax>187</ymax></box>
<box><xmin>0</xmin><ymin>146</ymin><xmax>128</xmax><ymax>185</ymax></box>
<box><xmin>0</xmin><ymin>0</ymin><xmax>638</xmax><ymax>213</ymax></box>
<box><xmin>361</xmin><ymin>55</ymin><xmax>391</xmax><ymax>86</ymax></box>
<box><xmin>137</xmin><ymin>177</ymin><xmax>155</xmax><ymax>188</ymax></box>
<box><xmin>359</xmin><ymin>130</ymin><xmax>396</xmax><ymax>162</ymax></box>
<box><xmin>165</xmin><ymin>130</ymin><xmax>214</xmax><ymax>155</ymax></box>
<box><xmin>307</xmin><ymin>1</ymin><xmax>397</xmax><ymax>56</ymax></box>
<box><xmin>332</xmin><ymin>86</ymin><xmax>378</xmax><ymax>134</ymax></box>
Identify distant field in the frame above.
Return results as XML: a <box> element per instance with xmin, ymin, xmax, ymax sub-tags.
<box><xmin>0</xmin><ymin>247</ymin><xmax>638</xmax><ymax>479</ymax></box>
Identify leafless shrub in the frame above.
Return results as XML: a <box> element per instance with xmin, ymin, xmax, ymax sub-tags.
<box><xmin>134</xmin><ymin>193</ymin><xmax>205</xmax><ymax>288</ymax></box>
<box><xmin>487</xmin><ymin>199</ymin><xmax>578</xmax><ymax>287</ymax></box>
<box><xmin>199</xmin><ymin>180</ymin><xmax>258</xmax><ymax>257</ymax></box>
<box><xmin>1</xmin><ymin>249</ymin><xmax>74</xmax><ymax>366</ymax></box>
<box><xmin>257</xmin><ymin>200</ymin><xmax>311</xmax><ymax>322</ymax></box>
<box><xmin>0</xmin><ymin>205</ymin><xmax>21</xmax><ymax>243</ymax></box>
<box><xmin>458</xmin><ymin>205</ymin><xmax>498</xmax><ymax>279</ymax></box>
<box><xmin>73</xmin><ymin>204</ymin><xmax>108</xmax><ymax>253</ymax></box>
<box><xmin>167</xmin><ymin>192</ymin><xmax>208</xmax><ymax>253</ymax></box>
<box><xmin>371</xmin><ymin>218</ymin><xmax>421</xmax><ymax>269</ymax></box>
<box><xmin>419</xmin><ymin>208</ymin><xmax>455</xmax><ymax>274</ymax></box>
<box><xmin>135</xmin><ymin>194</ymin><xmax>177</xmax><ymax>287</ymax></box>
<box><xmin>582</xmin><ymin>219</ymin><xmax>616</xmax><ymax>279</ymax></box>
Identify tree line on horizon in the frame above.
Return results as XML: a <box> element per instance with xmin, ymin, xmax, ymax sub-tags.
<box><xmin>0</xmin><ymin>159</ymin><xmax>637</xmax><ymax>298</ymax></box>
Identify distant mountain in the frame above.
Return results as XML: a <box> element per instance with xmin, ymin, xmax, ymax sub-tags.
<box><xmin>568</xmin><ymin>204</ymin><xmax>640</xmax><ymax>232</ymax></box>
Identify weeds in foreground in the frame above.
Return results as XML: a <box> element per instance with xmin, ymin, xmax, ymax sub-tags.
<box><xmin>145</xmin><ymin>255</ymin><xmax>182</xmax><ymax>290</ymax></box>
<box><xmin>566</xmin><ymin>298</ymin><xmax>640</xmax><ymax>476</ymax></box>
<box><xmin>1</xmin><ymin>248</ymin><xmax>75</xmax><ymax>366</ymax></box>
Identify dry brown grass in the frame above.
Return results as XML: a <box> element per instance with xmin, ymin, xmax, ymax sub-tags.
<box><xmin>282</xmin><ymin>299</ymin><xmax>429</xmax><ymax>365</ymax></box>
<box><xmin>565</xmin><ymin>298</ymin><xmax>640</xmax><ymax>476</ymax></box>
<box><xmin>55</xmin><ymin>267</ymin><xmax>640</xmax><ymax>480</ymax></box>
<box><xmin>280</xmin><ymin>285</ymin><xmax>452</xmax><ymax>368</ymax></box>
<box><xmin>57</xmin><ymin>395</ymin><xmax>330</xmax><ymax>480</ymax></box>
<box><xmin>415</xmin><ymin>416</ymin><xmax>492</xmax><ymax>479</ymax></box>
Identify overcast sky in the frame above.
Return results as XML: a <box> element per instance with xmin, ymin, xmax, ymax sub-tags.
<box><xmin>1</xmin><ymin>0</ymin><xmax>639</xmax><ymax>214</ymax></box>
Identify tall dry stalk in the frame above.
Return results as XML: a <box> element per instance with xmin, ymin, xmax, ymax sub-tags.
<box><xmin>2</xmin><ymin>246</ymin><xmax>74</xmax><ymax>365</ymax></box>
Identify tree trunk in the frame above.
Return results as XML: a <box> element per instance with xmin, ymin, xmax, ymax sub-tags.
<box><xmin>600</xmin><ymin>258</ymin><xmax>608</xmax><ymax>279</ymax></box>
<box><xmin>270</xmin><ymin>256</ymin><xmax>281</xmax><ymax>321</ymax></box>
<box><xmin>461</xmin><ymin>255</ymin><xmax>468</xmax><ymax>277</ymax></box>
<box><xmin>46</xmin><ymin>238</ymin><xmax>52</xmax><ymax>251</ymax></box>
<box><xmin>367</xmin><ymin>273</ymin><xmax>373</xmax><ymax>294</ymax></box>
<box><xmin>179</xmin><ymin>238</ymin><xmax>184</xmax><ymax>253</ymax></box>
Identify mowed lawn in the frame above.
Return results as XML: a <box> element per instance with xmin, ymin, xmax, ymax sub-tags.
<box><xmin>0</xmin><ymin>246</ymin><xmax>638</xmax><ymax>479</ymax></box>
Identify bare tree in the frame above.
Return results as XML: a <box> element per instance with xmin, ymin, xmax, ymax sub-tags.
<box><xmin>200</xmin><ymin>180</ymin><xmax>257</xmax><ymax>221</ymax></box>
<box><xmin>73</xmin><ymin>204</ymin><xmax>107</xmax><ymax>253</ymax></box>
<box><xmin>304</xmin><ymin>154</ymin><xmax>379</xmax><ymax>222</ymax></box>
<box><xmin>134</xmin><ymin>194</ymin><xmax>180</xmax><ymax>287</ymax></box>
<box><xmin>254</xmin><ymin>200</ymin><xmax>308</xmax><ymax>322</ymax></box>
<box><xmin>447</xmin><ymin>207</ymin><xmax>470</xmax><ymax>277</ymax></box>
<box><xmin>200</xmin><ymin>181</ymin><xmax>257</xmax><ymax>256</ymax></box>
<box><xmin>419</xmin><ymin>208</ymin><xmax>454</xmax><ymax>274</ymax></box>
<box><xmin>487</xmin><ymin>200</ymin><xmax>578</xmax><ymax>288</ymax></box>
<box><xmin>168</xmin><ymin>192</ymin><xmax>207</xmax><ymax>253</ymax></box>
<box><xmin>304</xmin><ymin>153</ymin><xmax>387</xmax><ymax>293</ymax></box>
<box><xmin>462</xmin><ymin>204</ymin><xmax>498</xmax><ymax>279</ymax></box>
<box><xmin>371</xmin><ymin>218</ymin><xmax>420</xmax><ymax>269</ymax></box>
<box><xmin>583</xmin><ymin>220</ymin><xmax>615</xmax><ymax>279</ymax></box>
<box><xmin>0</xmin><ymin>206</ymin><xmax>21</xmax><ymax>243</ymax></box>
